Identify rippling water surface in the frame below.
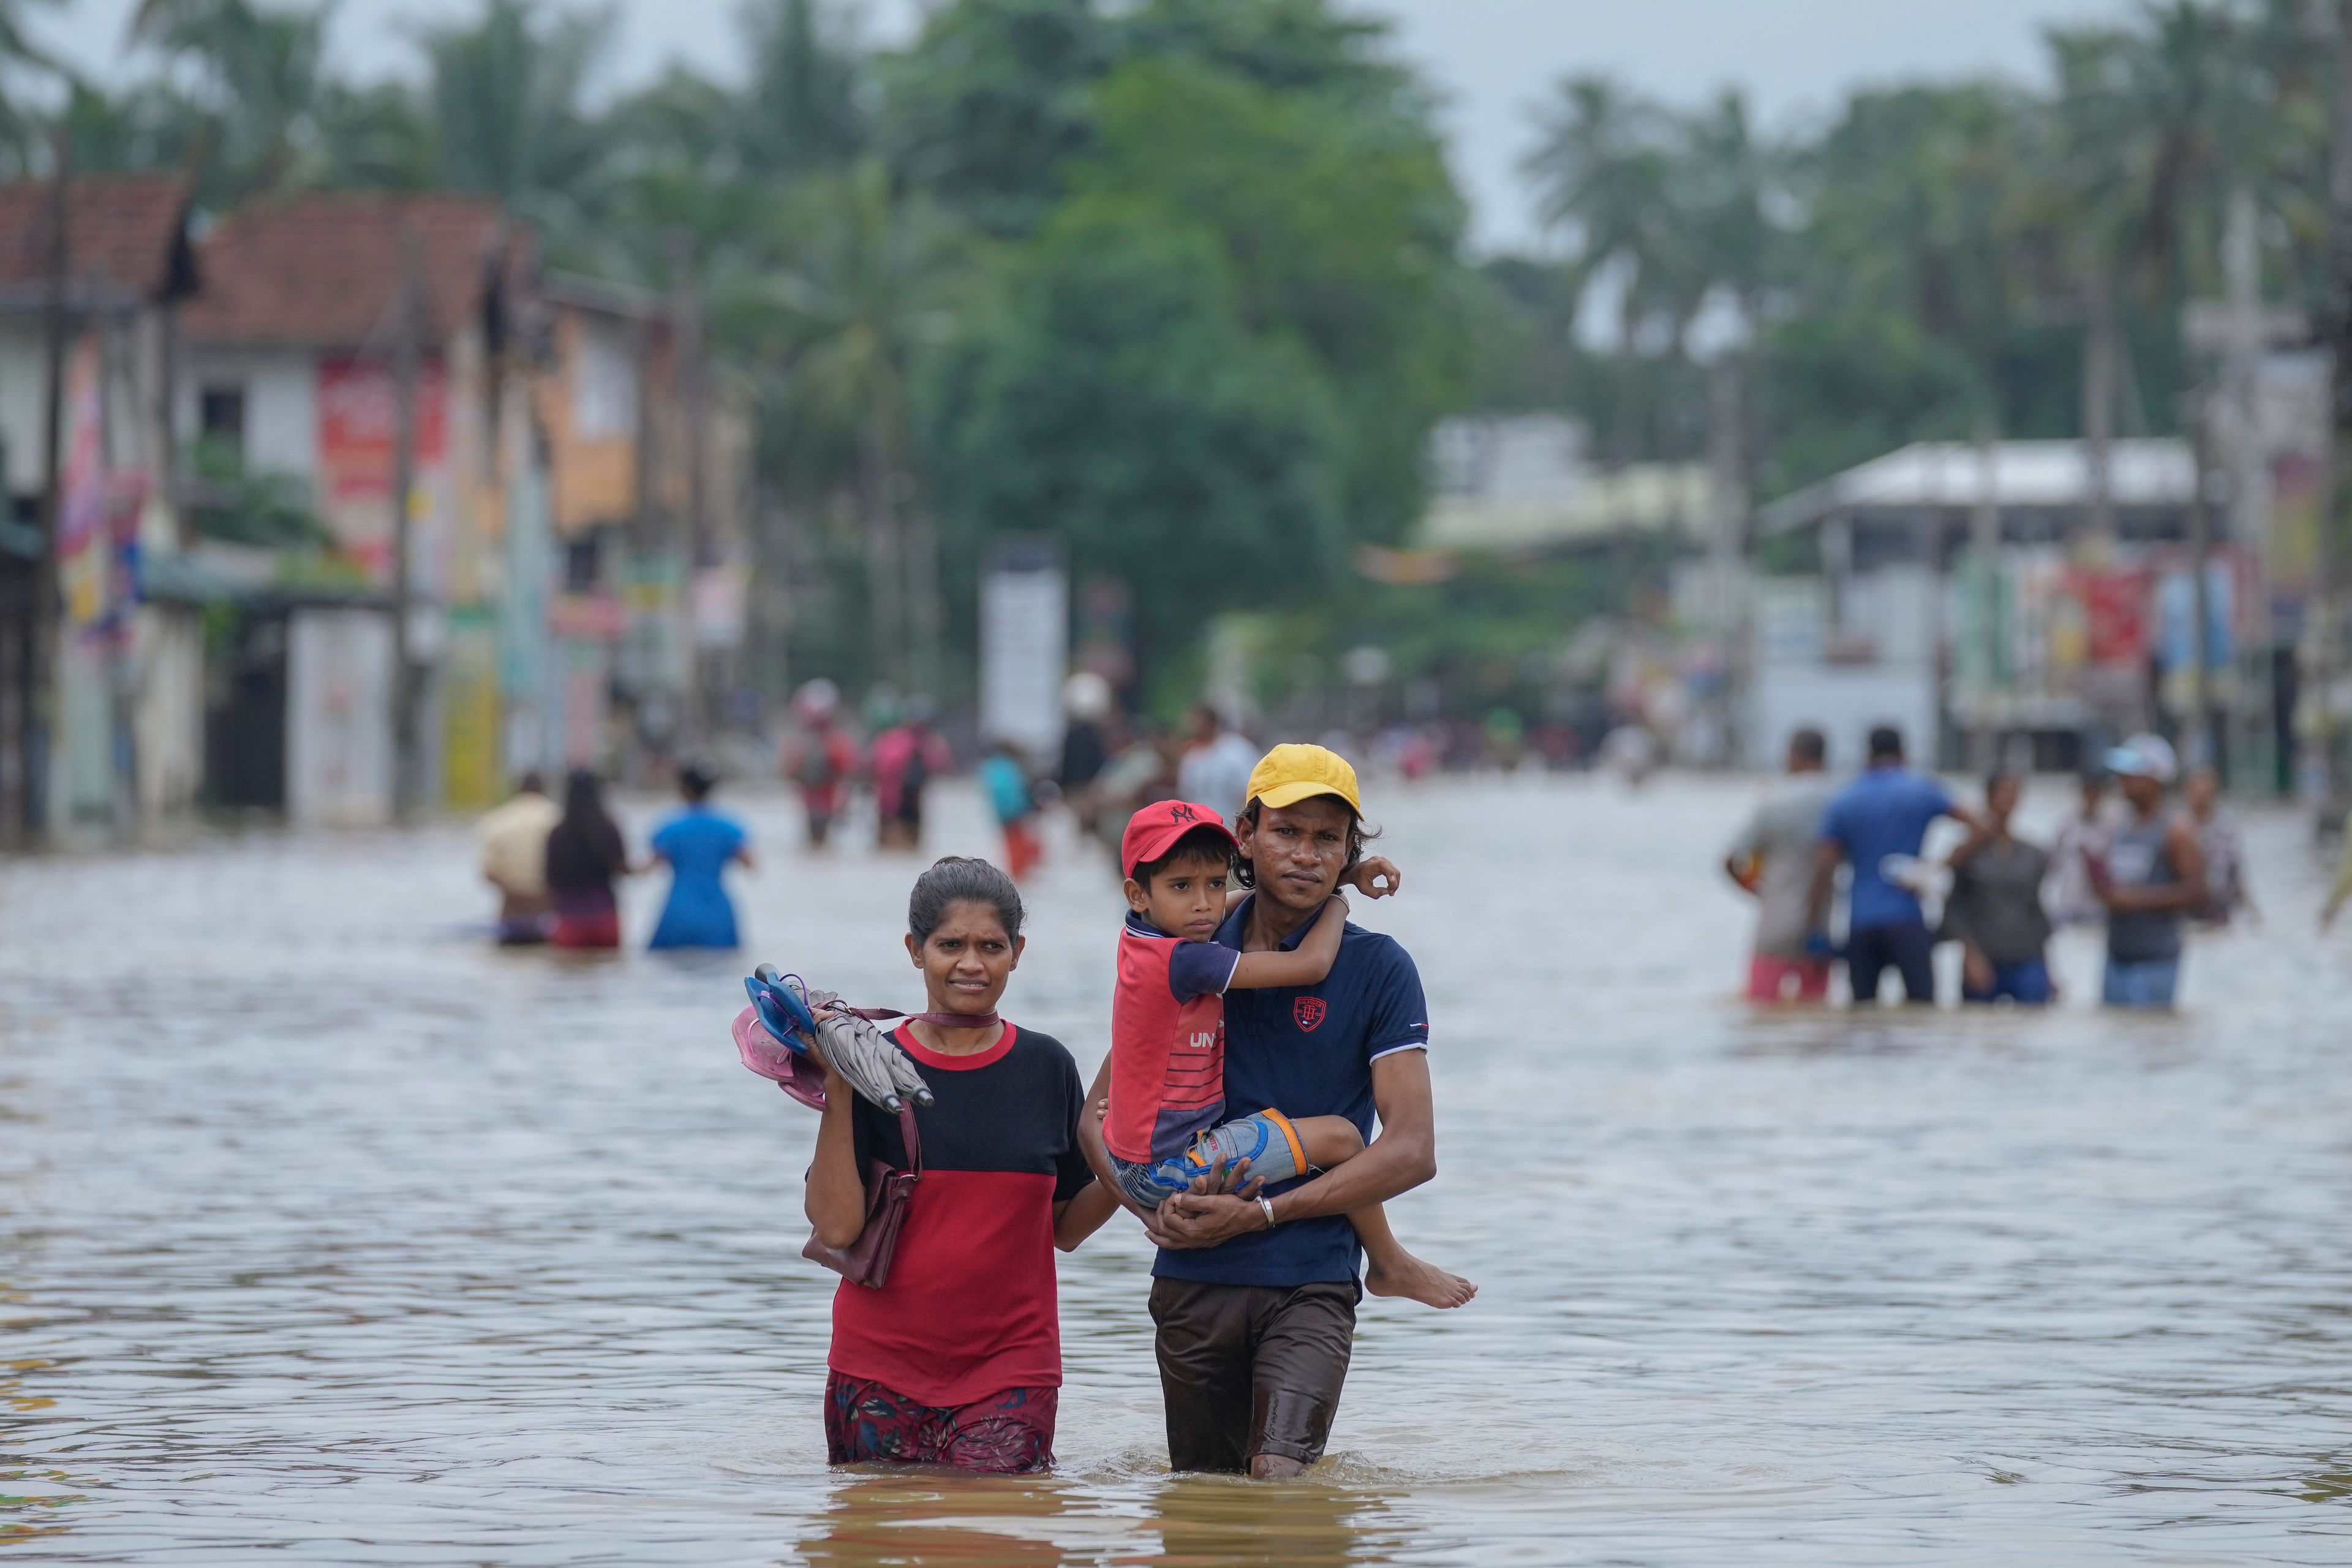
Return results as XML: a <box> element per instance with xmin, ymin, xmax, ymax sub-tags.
<box><xmin>7</xmin><ymin>775</ymin><xmax>2352</xmax><ymax>1564</ymax></box>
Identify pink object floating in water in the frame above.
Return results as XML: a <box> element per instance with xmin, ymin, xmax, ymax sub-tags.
<box><xmin>734</xmin><ymin>1005</ymin><xmax>827</xmax><ymax>1110</ymax></box>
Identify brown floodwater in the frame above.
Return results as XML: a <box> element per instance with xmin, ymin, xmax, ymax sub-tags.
<box><xmin>5</xmin><ymin>774</ymin><xmax>2352</xmax><ymax>1564</ymax></box>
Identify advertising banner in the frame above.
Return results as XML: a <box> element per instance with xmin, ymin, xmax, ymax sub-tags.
<box><xmin>317</xmin><ymin>356</ymin><xmax>447</xmax><ymax>578</ymax></box>
<box><xmin>980</xmin><ymin>540</ymin><xmax>1068</xmax><ymax>761</ymax></box>
<box><xmin>440</xmin><ymin>606</ymin><xmax>502</xmax><ymax>810</ymax></box>
<box><xmin>2066</xmin><ymin>566</ymin><xmax>2152</xmax><ymax>669</ymax></box>
<box><xmin>56</xmin><ymin>336</ymin><xmax>107</xmax><ymax>628</ymax></box>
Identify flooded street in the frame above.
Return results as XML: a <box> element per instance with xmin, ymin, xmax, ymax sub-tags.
<box><xmin>7</xmin><ymin>774</ymin><xmax>2352</xmax><ymax>1563</ymax></box>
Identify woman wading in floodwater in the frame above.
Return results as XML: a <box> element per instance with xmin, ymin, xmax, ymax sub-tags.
<box><xmin>803</xmin><ymin>858</ymin><xmax>1116</xmax><ymax>1471</ymax></box>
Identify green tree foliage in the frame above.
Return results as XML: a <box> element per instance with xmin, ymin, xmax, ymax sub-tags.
<box><xmin>897</xmin><ymin>0</ymin><xmax>1469</xmax><ymax>676</ymax></box>
<box><xmin>0</xmin><ymin>0</ymin><xmax>61</xmax><ymax>174</ymax></box>
<box><xmin>736</xmin><ymin>0</ymin><xmax>868</xmax><ymax>175</ymax></box>
<box><xmin>878</xmin><ymin>0</ymin><xmax>1111</xmax><ymax>238</ymax></box>
<box><xmin>1507</xmin><ymin>0</ymin><xmax>2335</xmax><ymax>499</ymax></box>
<box><xmin>420</xmin><ymin>0</ymin><xmax>608</xmax><ymax>222</ymax></box>
<box><xmin>1752</xmin><ymin>311</ymin><xmax>1990</xmax><ymax>501</ymax></box>
<box><xmin>39</xmin><ymin>0</ymin><xmax>2340</xmax><ymax>703</ymax></box>
<box><xmin>1062</xmin><ymin>55</ymin><xmax>1466</xmax><ymax>537</ymax></box>
<box><xmin>927</xmin><ymin>203</ymin><xmax>1348</xmax><ymax>662</ymax></box>
<box><xmin>127</xmin><ymin>0</ymin><xmax>334</xmax><ymax>202</ymax></box>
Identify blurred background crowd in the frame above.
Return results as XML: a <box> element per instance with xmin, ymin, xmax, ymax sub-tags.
<box><xmin>4</xmin><ymin>0</ymin><xmax>2352</xmax><ymax>862</ymax></box>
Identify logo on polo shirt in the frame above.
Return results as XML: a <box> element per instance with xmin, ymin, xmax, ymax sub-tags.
<box><xmin>1294</xmin><ymin>997</ymin><xmax>1327</xmax><ymax>1031</ymax></box>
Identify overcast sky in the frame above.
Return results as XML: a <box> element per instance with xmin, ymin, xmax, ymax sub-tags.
<box><xmin>32</xmin><ymin>0</ymin><xmax>2138</xmax><ymax>249</ymax></box>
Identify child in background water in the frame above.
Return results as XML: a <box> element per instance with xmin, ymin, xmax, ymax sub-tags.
<box><xmin>979</xmin><ymin>742</ymin><xmax>1043</xmax><ymax>882</ymax></box>
<box><xmin>2182</xmin><ymin>764</ymin><xmax>2256</xmax><ymax>926</ymax></box>
<box><xmin>2048</xmin><ymin>768</ymin><xmax>2119</xmax><ymax>928</ymax></box>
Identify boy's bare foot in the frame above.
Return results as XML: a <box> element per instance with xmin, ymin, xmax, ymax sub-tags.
<box><xmin>1365</xmin><ymin>1252</ymin><xmax>1477</xmax><ymax>1309</ymax></box>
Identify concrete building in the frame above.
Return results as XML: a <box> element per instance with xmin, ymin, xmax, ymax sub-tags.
<box><xmin>0</xmin><ymin>173</ymin><xmax>204</xmax><ymax>845</ymax></box>
<box><xmin>4</xmin><ymin>187</ymin><xmax>758</xmax><ymax>836</ymax></box>
<box><xmin>1752</xmin><ymin>438</ymin><xmax>2226</xmax><ymax>774</ymax></box>
<box><xmin>530</xmin><ymin>270</ymin><xmax>755</xmax><ymax>782</ymax></box>
<box><xmin>1419</xmin><ymin>413</ymin><xmax>1714</xmax><ymax>553</ymax></box>
<box><xmin>178</xmin><ymin>192</ymin><xmax>537</xmax><ymax>822</ymax></box>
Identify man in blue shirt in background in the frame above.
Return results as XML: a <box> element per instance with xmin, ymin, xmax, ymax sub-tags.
<box><xmin>1809</xmin><ymin>725</ymin><xmax>1978</xmax><ymax>1005</ymax></box>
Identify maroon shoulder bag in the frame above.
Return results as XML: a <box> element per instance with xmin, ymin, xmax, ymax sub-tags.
<box><xmin>802</xmin><ymin>1104</ymin><xmax>923</xmax><ymax>1288</ymax></box>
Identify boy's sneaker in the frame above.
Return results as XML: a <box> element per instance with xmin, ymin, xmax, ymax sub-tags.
<box><xmin>1174</xmin><ymin>1109</ymin><xmax>1308</xmax><ymax>1191</ymax></box>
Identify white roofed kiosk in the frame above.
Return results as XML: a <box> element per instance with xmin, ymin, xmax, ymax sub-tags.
<box><xmin>1747</xmin><ymin>436</ymin><xmax>2297</xmax><ymax>788</ymax></box>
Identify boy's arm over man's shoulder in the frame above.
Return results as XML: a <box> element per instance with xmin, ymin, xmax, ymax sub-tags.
<box><xmin>1166</xmin><ymin>938</ymin><xmax>1242</xmax><ymax>1003</ymax></box>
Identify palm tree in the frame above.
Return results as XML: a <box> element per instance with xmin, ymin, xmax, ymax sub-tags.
<box><xmin>736</xmin><ymin>0</ymin><xmax>867</xmax><ymax>177</ymax></box>
<box><xmin>0</xmin><ymin>0</ymin><xmax>60</xmax><ymax>175</ymax></box>
<box><xmin>2035</xmin><ymin>4</ymin><xmax>2273</xmax><ymax>537</ymax></box>
<box><xmin>129</xmin><ymin>0</ymin><xmax>330</xmax><ymax>200</ymax></box>
<box><xmin>1523</xmin><ymin>74</ymin><xmax>1678</xmax><ymax>460</ymax></box>
<box><xmin>733</xmin><ymin>157</ymin><xmax>963</xmax><ymax>694</ymax></box>
<box><xmin>1675</xmin><ymin>88</ymin><xmax>1776</xmax><ymax>346</ymax></box>
<box><xmin>419</xmin><ymin>0</ymin><xmax>609</xmax><ymax>224</ymax></box>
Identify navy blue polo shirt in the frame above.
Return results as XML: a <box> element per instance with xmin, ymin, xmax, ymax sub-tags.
<box><xmin>1151</xmin><ymin>893</ymin><xmax>1431</xmax><ymax>1289</ymax></box>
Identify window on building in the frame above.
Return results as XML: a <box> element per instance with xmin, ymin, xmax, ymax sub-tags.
<box><xmin>573</xmin><ymin>322</ymin><xmax>639</xmax><ymax>442</ymax></box>
<box><xmin>565</xmin><ymin>535</ymin><xmax>601</xmax><ymax>594</ymax></box>
<box><xmin>199</xmin><ymin>385</ymin><xmax>247</xmax><ymax>450</ymax></box>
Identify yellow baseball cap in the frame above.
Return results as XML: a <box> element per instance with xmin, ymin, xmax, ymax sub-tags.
<box><xmin>1246</xmin><ymin>743</ymin><xmax>1363</xmax><ymax>817</ymax></box>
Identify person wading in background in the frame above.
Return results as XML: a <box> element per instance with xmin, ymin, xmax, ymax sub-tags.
<box><xmin>1942</xmin><ymin>770</ymin><xmax>2056</xmax><ymax>1006</ymax></box>
<box><xmin>1176</xmin><ymin>704</ymin><xmax>1258</xmax><ymax>827</ymax></box>
<box><xmin>545</xmin><ymin>769</ymin><xmax>634</xmax><ymax>951</ymax></box>
<box><xmin>2181</xmin><ymin>764</ymin><xmax>2257</xmax><ymax>927</ymax></box>
<box><xmin>647</xmin><ymin>762</ymin><xmax>754</xmax><ymax>951</ymax></box>
<box><xmin>872</xmin><ymin>700</ymin><xmax>952</xmax><ymax>853</ymax></box>
<box><xmin>2048</xmin><ymin>768</ymin><xmax>2120</xmax><ymax>929</ymax></box>
<box><xmin>2091</xmin><ymin>735</ymin><xmax>2206</xmax><ymax>1011</ymax></box>
<box><xmin>979</xmin><ymin>741</ymin><xmax>1044</xmax><ymax>882</ymax></box>
<box><xmin>785</xmin><ymin>679</ymin><xmax>861</xmax><ymax>851</ymax></box>
<box><xmin>1724</xmin><ymin>726</ymin><xmax>1838</xmax><ymax>1005</ymax></box>
<box><xmin>1058</xmin><ymin>672</ymin><xmax>1115</xmax><ymax>846</ymax></box>
<box><xmin>1809</xmin><ymin>725</ymin><xmax>1980</xmax><ymax>1006</ymax></box>
<box><xmin>478</xmin><ymin>771</ymin><xmax>560</xmax><ymax>946</ymax></box>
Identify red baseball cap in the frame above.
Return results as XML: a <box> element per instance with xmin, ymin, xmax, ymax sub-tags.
<box><xmin>1120</xmin><ymin>799</ymin><xmax>1238</xmax><ymax>878</ymax></box>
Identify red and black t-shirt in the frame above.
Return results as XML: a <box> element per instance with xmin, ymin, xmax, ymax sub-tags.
<box><xmin>829</xmin><ymin>1023</ymin><xmax>1094</xmax><ymax>1408</ymax></box>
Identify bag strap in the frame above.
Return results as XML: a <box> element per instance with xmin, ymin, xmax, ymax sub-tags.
<box><xmin>895</xmin><ymin>1104</ymin><xmax>924</xmax><ymax>1175</ymax></box>
<box><xmin>850</xmin><ymin>1005</ymin><xmax>1000</xmax><ymax>1032</ymax></box>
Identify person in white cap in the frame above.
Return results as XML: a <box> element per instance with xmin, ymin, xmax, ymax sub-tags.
<box><xmin>2089</xmin><ymin>733</ymin><xmax>2206</xmax><ymax>1009</ymax></box>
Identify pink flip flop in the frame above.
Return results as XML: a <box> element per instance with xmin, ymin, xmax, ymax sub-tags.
<box><xmin>734</xmin><ymin>1005</ymin><xmax>827</xmax><ymax>1110</ymax></box>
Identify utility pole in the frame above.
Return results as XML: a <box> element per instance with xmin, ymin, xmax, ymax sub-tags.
<box><xmin>390</xmin><ymin>224</ymin><xmax>423</xmax><ymax>820</ymax></box>
<box><xmin>669</xmin><ymin>232</ymin><xmax>709</xmax><ymax>750</ymax></box>
<box><xmin>2222</xmin><ymin>187</ymin><xmax>2272</xmax><ymax>792</ymax></box>
<box><xmin>1705</xmin><ymin>353</ymin><xmax>1746</xmax><ymax>767</ymax></box>
<box><xmin>1969</xmin><ymin>424</ymin><xmax>2002</xmax><ymax>775</ymax></box>
<box><xmin>2084</xmin><ymin>270</ymin><xmax>2120</xmax><ymax>552</ymax></box>
<box><xmin>22</xmin><ymin>130</ymin><xmax>71</xmax><ymax>847</ymax></box>
<box><xmin>2185</xmin><ymin>389</ymin><xmax>2220</xmax><ymax>772</ymax></box>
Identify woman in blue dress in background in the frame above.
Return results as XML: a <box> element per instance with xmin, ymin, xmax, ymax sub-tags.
<box><xmin>649</xmin><ymin>762</ymin><xmax>755</xmax><ymax>950</ymax></box>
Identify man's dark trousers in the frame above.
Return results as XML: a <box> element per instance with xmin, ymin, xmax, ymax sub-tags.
<box><xmin>1148</xmin><ymin>1278</ymin><xmax>1357</xmax><ymax>1472</ymax></box>
<box><xmin>1847</xmin><ymin>921</ymin><xmax>1936</xmax><ymax>1004</ymax></box>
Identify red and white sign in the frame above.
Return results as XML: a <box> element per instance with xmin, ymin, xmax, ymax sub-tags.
<box><xmin>317</xmin><ymin>356</ymin><xmax>447</xmax><ymax>503</ymax></box>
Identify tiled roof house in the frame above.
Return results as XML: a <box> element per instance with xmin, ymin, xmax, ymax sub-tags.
<box><xmin>0</xmin><ymin>174</ymin><xmax>197</xmax><ymax>313</ymax></box>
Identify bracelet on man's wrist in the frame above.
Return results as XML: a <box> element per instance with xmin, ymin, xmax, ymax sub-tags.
<box><xmin>1257</xmin><ymin>1196</ymin><xmax>1278</xmax><ymax>1231</ymax></box>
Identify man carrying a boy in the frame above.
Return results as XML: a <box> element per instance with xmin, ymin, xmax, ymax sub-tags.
<box><xmin>1117</xmin><ymin>744</ymin><xmax>1453</xmax><ymax>1477</ymax></box>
